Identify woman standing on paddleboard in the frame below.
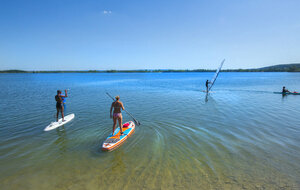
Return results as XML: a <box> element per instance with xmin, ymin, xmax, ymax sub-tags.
<box><xmin>110</xmin><ymin>96</ymin><xmax>125</xmax><ymax>135</ymax></box>
<box><xmin>55</xmin><ymin>90</ymin><xmax>68</xmax><ymax>122</ymax></box>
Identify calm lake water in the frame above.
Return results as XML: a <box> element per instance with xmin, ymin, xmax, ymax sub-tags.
<box><xmin>0</xmin><ymin>72</ymin><xmax>300</xmax><ymax>189</ymax></box>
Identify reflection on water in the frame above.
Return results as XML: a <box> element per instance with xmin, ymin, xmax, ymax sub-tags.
<box><xmin>205</xmin><ymin>93</ymin><xmax>209</xmax><ymax>103</ymax></box>
<box><xmin>0</xmin><ymin>72</ymin><xmax>300</xmax><ymax>189</ymax></box>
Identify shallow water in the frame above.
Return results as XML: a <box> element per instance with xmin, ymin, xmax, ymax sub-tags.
<box><xmin>0</xmin><ymin>72</ymin><xmax>300</xmax><ymax>189</ymax></box>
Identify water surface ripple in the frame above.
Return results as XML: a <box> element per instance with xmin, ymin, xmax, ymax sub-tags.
<box><xmin>0</xmin><ymin>72</ymin><xmax>300</xmax><ymax>189</ymax></box>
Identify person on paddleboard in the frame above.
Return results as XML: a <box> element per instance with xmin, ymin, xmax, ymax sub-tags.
<box><xmin>205</xmin><ymin>80</ymin><xmax>211</xmax><ymax>92</ymax></box>
<box><xmin>282</xmin><ymin>86</ymin><xmax>290</xmax><ymax>93</ymax></box>
<box><xmin>110</xmin><ymin>96</ymin><xmax>125</xmax><ymax>135</ymax></box>
<box><xmin>55</xmin><ymin>90</ymin><xmax>68</xmax><ymax>122</ymax></box>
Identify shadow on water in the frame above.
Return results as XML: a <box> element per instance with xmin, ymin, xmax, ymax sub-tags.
<box><xmin>110</xmin><ymin>150</ymin><xmax>125</xmax><ymax>172</ymax></box>
<box><xmin>55</xmin><ymin>126</ymin><xmax>67</xmax><ymax>155</ymax></box>
<box><xmin>90</xmin><ymin>141</ymin><xmax>107</xmax><ymax>158</ymax></box>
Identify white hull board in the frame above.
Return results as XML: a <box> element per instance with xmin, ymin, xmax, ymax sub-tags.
<box><xmin>44</xmin><ymin>113</ymin><xmax>75</xmax><ymax>131</ymax></box>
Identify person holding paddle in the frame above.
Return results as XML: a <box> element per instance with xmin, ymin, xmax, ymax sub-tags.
<box><xmin>55</xmin><ymin>90</ymin><xmax>68</xmax><ymax>122</ymax></box>
<box><xmin>282</xmin><ymin>86</ymin><xmax>290</xmax><ymax>93</ymax></box>
<box><xmin>110</xmin><ymin>96</ymin><xmax>125</xmax><ymax>135</ymax></box>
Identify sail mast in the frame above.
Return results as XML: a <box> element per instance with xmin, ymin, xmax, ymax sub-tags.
<box><xmin>208</xmin><ymin>59</ymin><xmax>225</xmax><ymax>91</ymax></box>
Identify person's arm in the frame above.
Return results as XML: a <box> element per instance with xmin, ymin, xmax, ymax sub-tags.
<box><xmin>110</xmin><ymin>103</ymin><xmax>113</xmax><ymax>118</ymax></box>
<box><xmin>61</xmin><ymin>90</ymin><xmax>68</xmax><ymax>97</ymax></box>
<box><xmin>121</xmin><ymin>102</ymin><xmax>125</xmax><ymax>110</ymax></box>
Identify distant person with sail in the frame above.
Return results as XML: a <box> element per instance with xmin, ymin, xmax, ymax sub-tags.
<box><xmin>205</xmin><ymin>59</ymin><xmax>225</xmax><ymax>93</ymax></box>
<box><xmin>205</xmin><ymin>80</ymin><xmax>211</xmax><ymax>92</ymax></box>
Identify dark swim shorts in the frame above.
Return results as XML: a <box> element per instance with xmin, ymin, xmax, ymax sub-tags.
<box><xmin>56</xmin><ymin>102</ymin><xmax>62</xmax><ymax>110</ymax></box>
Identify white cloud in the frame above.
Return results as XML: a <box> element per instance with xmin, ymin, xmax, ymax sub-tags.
<box><xmin>103</xmin><ymin>10</ymin><xmax>112</xmax><ymax>14</ymax></box>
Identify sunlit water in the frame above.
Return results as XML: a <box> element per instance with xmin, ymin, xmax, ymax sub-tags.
<box><xmin>0</xmin><ymin>72</ymin><xmax>300</xmax><ymax>189</ymax></box>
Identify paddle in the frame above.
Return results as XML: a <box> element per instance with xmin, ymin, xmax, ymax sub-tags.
<box><xmin>106</xmin><ymin>92</ymin><xmax>141</xmax><ymax>126</ymax></box>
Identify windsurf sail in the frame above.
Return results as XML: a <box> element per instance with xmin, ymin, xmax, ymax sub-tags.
<box><xmin>208</xmin><ymin>59</ymin><xmax>225</xmax><ymax>91</ymax></box>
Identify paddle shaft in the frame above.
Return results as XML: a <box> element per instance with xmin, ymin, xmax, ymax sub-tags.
<box><xmin>106</xmin><ymin>92</ymin><xmax>140</xmax><ymax>126</ymax></box>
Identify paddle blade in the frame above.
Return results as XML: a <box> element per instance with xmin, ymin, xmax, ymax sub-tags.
<box><xmin>134</xmin><ymin>119</ymin><xmax>141</xmax><ymax>126</ymax></box>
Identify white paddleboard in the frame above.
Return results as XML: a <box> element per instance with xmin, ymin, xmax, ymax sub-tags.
<box><xmin>44</xmin><ymin>113</ymin><xmax>75</xmax><ymax>131</ymax></box>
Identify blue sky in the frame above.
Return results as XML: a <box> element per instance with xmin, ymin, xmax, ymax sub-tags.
<box><xmin>0</xmin><ymin>0</ymin><xmax>300</xmax><ymax>70</ymax></box>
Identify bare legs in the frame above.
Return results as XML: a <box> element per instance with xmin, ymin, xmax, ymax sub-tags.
<box><xmin>113</xmin><ymin>114</ymin><xmax>123</xmax><ymax>135</ymax></box>
<box><xmin>56</xmin><ymin>108</ymin><xmax>59</xmax><ymax>122</ymax></box>
<box><xmin>118</xmin><ymin>115</ymin><xmax>123</xmax><ymax>134</ymax></box>
<box><xmin>113</xmin><ymin>116</ymin><xmax>117</xmax><ymax>135</ymax></box>
<box><xmin>61</xmin><ymin>106</ymin><xmax>64</xmax><ymax>121</ymax></box>
<box><xmin>56</xmin><ymin>106</ymin><xmax>64</xmax><ymax>122</ymax></box>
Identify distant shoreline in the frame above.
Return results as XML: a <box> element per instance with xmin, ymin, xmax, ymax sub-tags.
<box><xmin>0</xmin><ymin>70</ymin><xmax>299</xmax><ymax>73</ymax></box>
<box><xmin>1</xmin><ymin>63</ymin><xmax>300</xmax><ymax>73</ymax></box>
